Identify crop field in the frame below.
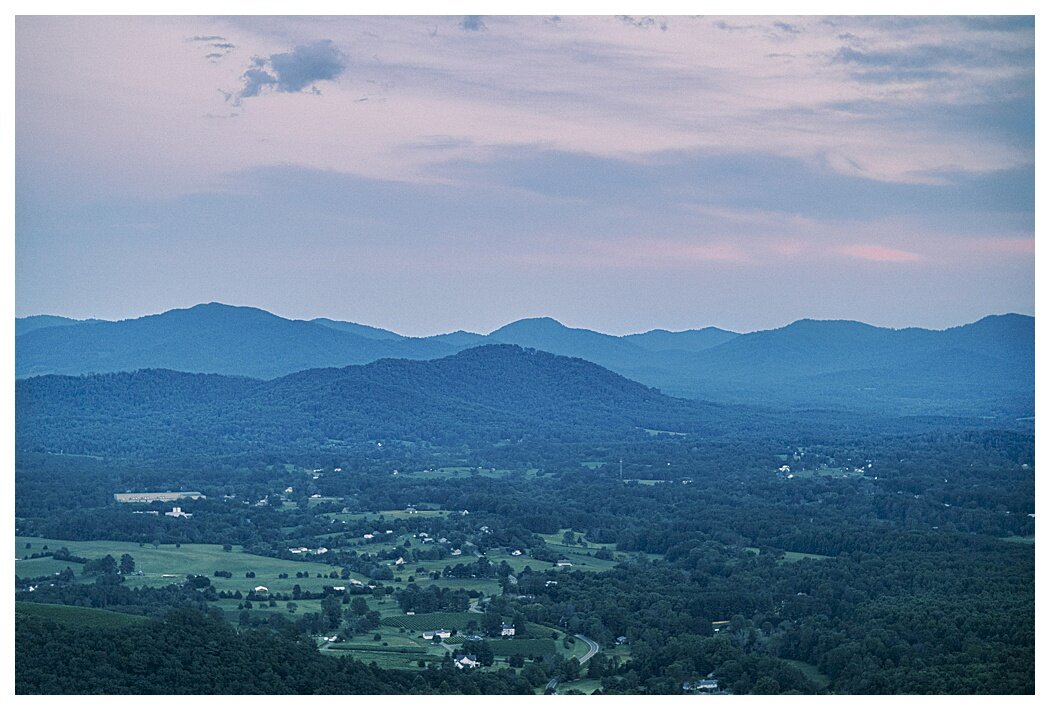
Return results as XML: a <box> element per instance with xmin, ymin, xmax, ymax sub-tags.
<box><xmin>486</xmin><ymin>638</ymin><xmax>557</xmax><ymax>657</ymax></box>
<box><xmin>381</xmin><ymin>612</ymin><xmax>484</xmax><ymax>631</ymax></box>
<box><xmin>322</xmin><ymin>648</ymin><xmax>437</xmax><ymax>670</ymax></box>
<box><xmin>15</xmin><ymin>601</ymin><xmax>151</xmax><ymax>629</ymax></box>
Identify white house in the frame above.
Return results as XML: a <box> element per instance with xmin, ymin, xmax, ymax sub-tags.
<box><xmin>454</xmin><ymin>653</ymin><xmax>480</xmax><ymax>669</ymax></box>
<box><xmin>556</xmin><ymin>559</ymin><xmax>572</xmax><ymax>567</ymax></box>
<box><xmin>164</xmin><ymin>506</ymin><xmax>192</xmax><ymax>518</ymax></box>
<box><xmin>511</xmin><ymin>550</ymin><xmax>523</xmax><ymax>556</ymax></box>
<box><xmin>500</xmin><ymin>624</ymin><xmax>516</xmax><ymax>637</ymax></box>
<box><xmin>363</xmin><ymin>533</ymin><xmax>374</xmax><ymax>540</ymax></box>
<box><xmin>253</xmin><ymin>585</ymin><xmax>269</xmax><ymax>593</ymax></box>
<box><xmin>422</xmin><ymin>629</ymin><xmax>452</xmax><ymax>640</ymax></box>
<box><xmin>451</xmin><ymin>549</ymin><xmax>463</xmax><ymax>556</ymax></box>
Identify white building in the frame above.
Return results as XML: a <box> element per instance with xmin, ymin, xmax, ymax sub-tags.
<box><xmin>164</xmin><ymin>506</ymin><xmax>192</xmax><ymax>518</ymax></box>
<box><xmin>454</xmin><ymin>653</ymin><xmax>480</xmax><ymax>669</ymax></box>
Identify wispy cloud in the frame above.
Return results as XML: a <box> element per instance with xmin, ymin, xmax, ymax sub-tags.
<box><xmin>189</xmin><ymin>34</ymin><xmax>235</xmax><ymax>62</ymax></box>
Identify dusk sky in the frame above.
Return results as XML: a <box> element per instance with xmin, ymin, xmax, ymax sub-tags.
<box><xmin>15</xmin><ymin>14</ymin><xmax>1034</xmax><ymax>335</ymax></box>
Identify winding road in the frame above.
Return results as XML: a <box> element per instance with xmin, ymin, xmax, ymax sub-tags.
<box><xmin>574</xmin><ymin>634</ymin><xmax>600</xmax><ymax>664</ymax></box>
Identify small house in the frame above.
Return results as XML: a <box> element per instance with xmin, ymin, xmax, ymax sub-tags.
<box><xmin>511</xmin><ymin>550</ymin><xmax>523</xmax><ymax>556</ymax></box>
<box><xmin>556</xmin><ymin>559</ymin><xmax>572</xmax><ymax>567</ymax></box>
<box><xmin>500</xmin><ymin>624</ymin><xmax>516</xmax><ymax>637</ymax></box>
<box><xmin>253</xmin><ymin>585</ymin><xmax>268</xmax><ymax>593</ymax></box>
<box><xmin>454</xmin><ymin>653</ymin><xmax>480</xmax><ymax>669</ymax></box>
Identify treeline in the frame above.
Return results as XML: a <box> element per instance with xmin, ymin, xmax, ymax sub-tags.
<box><xmin>15</xmin><ymin>608</ymin><xmax>536</xmax><ymax>694</ymax></box>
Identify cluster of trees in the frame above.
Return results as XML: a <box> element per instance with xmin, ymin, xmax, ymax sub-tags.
<box><xmin>16</xmin><ymin>608</ymin><xmax>537</xmax><ymax>694</ymax></box>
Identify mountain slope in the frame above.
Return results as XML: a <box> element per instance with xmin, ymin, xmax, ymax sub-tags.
<box><xmin>674</xmin><ymin>314</ymin><xmax>1034</xmax><ymax>415</ymax></box>
<box><xmin>16</xmin><ymin>303</ymin><xmax>457</xmax><ymax>379</ymax></box>
<box><xmin>16</xmin><ymin>315</ymin><xmax>105</xmax><ymax>336</ymax></box>
<box><xmin>15</xmin><ymin>345</ymin><xmax>728</xmax><ymax>459</ymax></box>
<box><xmin>310</xmin><ymin>317</ymin><xmax>405</xmax><ymax>341</ymax></box>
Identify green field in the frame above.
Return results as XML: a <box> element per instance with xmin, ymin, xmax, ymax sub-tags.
<box><xmin>487</xmin><ymin>638</ymin><xmax>557</xmax><ymax>657</ymax></box>
<box><xmin>15</xmin><ymin>601</ymin><xmax>150</xmax><ymax>629</ymax></box>
<box><xmin>745</xmin><ymin>547</ymin><xmax>831</xmax><ymax>563</ymax></box>
<box><xmin>557</xmin><ymin>678</ymin><xmax>602</xmax><ymax>694</ymax></box>
<box><xmin>782</xmin><ymin>551</ymin><xmax>833</xmax><ymax>562</ymax></box>
<box><xmin>381</xmin><ymin>612</ymin><xmax>484</xmax><ymax>631</ymax></box>
<box><xmin>999</xmin><ymin>536</ymin><xmax>1035</xmax><ymax>544</ymax></box>
<box><xmin>327</xmin><ymin>509</ymin><xmax>452</xmax><ymax>522</ymax></box>
<box><xmin>783</xmin><ymin>659</ymin><xmax>831</xmax><ymax>690</ymax></box>
<box><xmin>15</xmin><ymin>536</ymin><xmax>355</xmax><ymax>598</ymax></box>
<box><xmin>789</xmin><ymin>467</ymin><xmax>869</xmax><ymax>480</ymax></box>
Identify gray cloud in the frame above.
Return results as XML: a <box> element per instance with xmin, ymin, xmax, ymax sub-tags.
<box><xmin>618</xmin><ymin>16</ymin><xmax>668</xmax><ymax>31</ymax></box>
<box><xmin>231</xmin><ymin>39</ymin><xmax>348</xmax><ymax>103</ymax></box>
<box><xmin>190</xmin><ymin>34</ymin><xmax>236</xmax><ymax>62</ymax></box>
<box><xmin>460</xmin><ymin>16</ymin><xmax>485</xmax><ymax>31</ymax></box>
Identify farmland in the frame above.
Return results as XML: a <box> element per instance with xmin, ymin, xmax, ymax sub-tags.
<box><xmin>15</xmin><ymin>601</ymin><xmax>150</xmax><ymax>629</ymax></box>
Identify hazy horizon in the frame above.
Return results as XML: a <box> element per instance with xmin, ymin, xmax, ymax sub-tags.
<box><xmin>13</xmin><ymin>300</ymin><xmax>1033</xmax><ymax>339</ymax></box>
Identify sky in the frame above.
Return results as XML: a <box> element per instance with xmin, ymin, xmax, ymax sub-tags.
<box><xmin>14</xmin><ymin>14</ymin><xmax>1035</xmax><ymax>335</ymax></box>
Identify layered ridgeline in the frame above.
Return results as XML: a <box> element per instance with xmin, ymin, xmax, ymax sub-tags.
<box><xmin>16</xmin><ymin>303</ymin><xmax>1033</xmax><ymax>415</ymax></box>
<box><xmin>15</xmin><ymin>304</ymin><xmax>459</xmax><ymax>379</ymax></box>
<box><xmin>16</xmin><ymin>346</ymin><xmax>742</xmax><ymax>460</ymax></box>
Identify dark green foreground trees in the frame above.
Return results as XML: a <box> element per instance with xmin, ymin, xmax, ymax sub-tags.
<box><xmin>16</xmin><ymin>607</ymin><xmax>535</xmax><ymax>694</ymax></box>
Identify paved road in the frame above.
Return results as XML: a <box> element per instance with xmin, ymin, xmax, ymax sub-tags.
<box><xmin>575</xmin><ymin>634</ymin><xmax>600</xmax><ymax>663</ymax></box>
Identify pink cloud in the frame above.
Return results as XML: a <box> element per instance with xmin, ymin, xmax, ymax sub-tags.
<box><xmin>838</xmin><ymin>244</ymin><xmax>924</xmax><ymax>262</ymax></box>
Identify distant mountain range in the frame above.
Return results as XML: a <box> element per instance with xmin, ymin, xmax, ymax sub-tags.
<box><xmin>15</xmin><ymin>303</ymin><xmax>1033</xmax><ymax>416</ymax></box>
